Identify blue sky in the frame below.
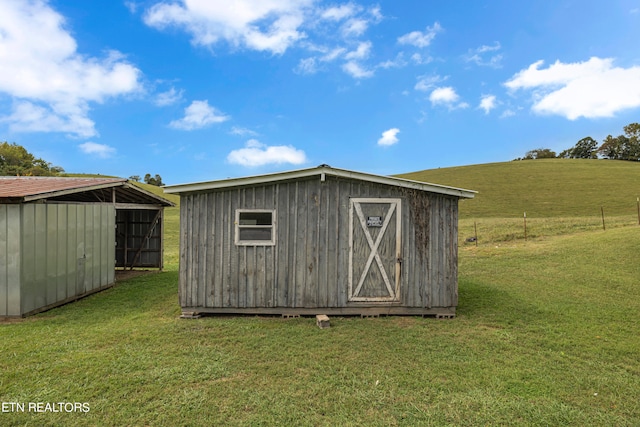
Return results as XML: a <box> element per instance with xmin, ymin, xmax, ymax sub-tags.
<box><xmin>1</xmin><ymin>0</ymin><xmax>640</xmax><ymax>185</ymax></box>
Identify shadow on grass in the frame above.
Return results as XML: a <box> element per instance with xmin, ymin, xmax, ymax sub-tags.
<box><xmin>457</xmin><ymin>278</ymin><xmax>543</xmax><ymax>326</ymax></box>
<box><xmin>30</xmin><ymin>271</ymin><xmax>181</xmax><ymax>324</ymax></box>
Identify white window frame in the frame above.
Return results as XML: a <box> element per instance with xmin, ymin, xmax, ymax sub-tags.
<box><xmin>235</xmin><ymin>209</ymin><xmax>277</xmax><ymax>246</ymax></box>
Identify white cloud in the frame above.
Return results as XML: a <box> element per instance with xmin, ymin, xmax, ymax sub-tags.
<box><xmin>398</xmin><ymin>22</ymin><xmax>442</xmax><ymax>48</ymax></box>
<box><xmin>227</xmin><ymin>139</ymin><xmax>307</xmax><ymax>166</ymax></box>
<box><xmin>345</xmin><ymin>41</ymin><xmax>372</xmax><ymax>60</ymax></box>
<box><xmin>155</xmin><ymin>87</ymin><xmax>183</xmax><ymax>106</ymax></box>
<box><xmin>169</xmin><ymin>100</ymin><xmax>230</xmax><ymax>130</ymax></box>
<box><xmin>430</xmin><ymin>87</ymin><xmax>458</xmax><ymax>104</ymax></box>
<box><xmin>377</xmin><ymin>128</ymin><xmax>400</xmax><ymax>146</ymax></box>
<box><xmin>339</xmin><ymin>5</ymin><xmax>382</xmax><ymax>36</ymax></box>
<box><xmin>504</xmin><ymin>57</ymin><xmax>640</xmax><ymax>119</ymax></box>
<box><xmin>479</xmin><ymin>95</ymin><xmax>497</xmax><ymax>114</ymax></box>
<box><xmin>342</xmin><ymin>61</ymin><xmax>374</xmax><ymax>78</ymax></box>
<box><xmin>295</xmin><ymin>57</ymin><xmax>318</xmax><ymax>74</ymax></box>
<box><xmin>0</xmin><ymin>1</ymin><xmax>142</xmax><ymax>137</ymax></box>
<box><xmin>500</xmin><ymin>109</ymin><xmax>516</xmax><ymax>119</ymax></box>
<box><xmin>368</xmin><ymin>6</ymin><xmax>382</xmax><ymax>22</ymax></box>
<box><xmin>464</xmin><ymin>42</ymin><xmax>502</xmax><ymax>68</ymax></box>
<box><xmin>295</xmin><ymin>44</ymin><xmax>345</xmax><ymax>65</ymax></box>
<box><xmin>79</xmin><ymin>141</ymin><xmax>116</xmax><ymax>158</ymax></box>
<box><xmin>320</xmin><ymin>47</ymin><xmax>347</xmax><ymax>62</ymax></box>
<box><xmin>429</xmin><ymin>87</ymin><xmax>469</xmax><ymax>109</ymax></box>
<box><xmin>230</xmin><ymin>126</ymin><xmax>258</xmax><ymax>137</ymax></box>
<box><xmin>146</xmin><ymin>1</ymin><xmax>384</xmax><ymax>79</ymax></box>
<box><xmin>377</xmin><ymin>53</ymin><xmax>407</xmax><ymax>69</ymax></box>
<box><xmin>476</xmin><ymin>43</ymin><xmax>501</xmax><ymax>54</ymax></box>
<box><xmin>410</xmin><ymin>53</ymin><xmax>432</xmax><ymax>65</ymax></box>
<box><xmin>297</xmin><ymin>42</ymin><xmax>374</xmax><ymax>78</ymax></box>
<box><xmin>341</xmin><ymin>41</ymin><xmax>373</xmax><ymax>78</ymax></box>
<box><xmin>415</xmin><ymin>74</ymin><xmax>446</xmax><ymax>92</ymax></box>
<box><xmin>124</xmin><ymin>1</ymin><xmax>138</xmax><ymax>14</ymax></box>
<box><xmin>2</xmin><ymin>101</ymin><xmax>96</xmax><ymax>137</ymax></box>
<box><xmin>144</xmin><ymin>0</ymin><xmax>313</xmax><ymax>55</ymax></box>
<box><xmin>321</xmin><ymin>4</ymin><xmax>356</xmax><ymax>21</ymax></box>
<box><xmin>342</xmin><ymin>18</ymin><xmax>368</xmax><ymax>37</ymax></box>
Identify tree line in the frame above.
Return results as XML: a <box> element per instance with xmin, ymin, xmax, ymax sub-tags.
<box><xmin>1</xmin><ymin>141</ymin><xmax>163</xmax><ymax>186</ymax></box>
<box><xmin>128</xmin><ymin>174</ymin><xmax>164</xmax><ymax>186</ymax></box>
<box><xmin>518</xmin><ymin>122</ymin><xmax>640</xmax><ymax>161</ymax></box>
<box><xmin>0</xmin><ymin>142</ymin><xmax>64</xmax><ymax>176</ymax></box>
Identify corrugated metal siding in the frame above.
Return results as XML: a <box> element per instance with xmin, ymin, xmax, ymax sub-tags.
<box><xmin>178</xmin><ymin>175</ymin><xmax>459</xmax><ymax>311</ymax></box>
<box><xmin>0</xmin><ymin>205</ymin><xmax>21</xmax><ymax>316</ymax></box>
<box><xmin>16</xmin><ymin>203</ymin><xmax>115</xmax><ymax>316</ymax></box>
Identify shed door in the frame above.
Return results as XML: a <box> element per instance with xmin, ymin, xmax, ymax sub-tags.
<box><xmin>349</xmin><ymin>198</ymin><xmax>401</xmax><ymax>302</ymax></box>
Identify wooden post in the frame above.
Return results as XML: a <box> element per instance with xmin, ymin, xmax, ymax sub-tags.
<box><xmin>601</xmin><ymin>207</ymin><xmax>606</xmax><ymax>231</ymax></box>
<box><xmin>523</xmin><ymin>212</ymin><xmax>527</xmax><ymax>241</ymax></box>
<box><xmin>474</xmin><ymin>221</ymin><xmax>478</xmax><ymax>247</ymax></box>
<box><xmin>637</xmin><ymin>198</ymin><xmax>639</xmax><ymax>226</ymax></box>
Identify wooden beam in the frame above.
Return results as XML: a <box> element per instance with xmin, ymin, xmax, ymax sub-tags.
<box><xmin>115</xmin><ymin>203</ymin><xmax>165</xmax><ymax>210</ymax></box>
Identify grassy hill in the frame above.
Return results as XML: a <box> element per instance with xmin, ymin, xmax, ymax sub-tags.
<box><xmin>130</xmin><ymin>181</ymin><xmax>180</xmax><ymax>206</ymax></box>
<box><xmin>399</xmin><ymin>159</ymin><xmax>640</xmax><ymax>219</ymax></box>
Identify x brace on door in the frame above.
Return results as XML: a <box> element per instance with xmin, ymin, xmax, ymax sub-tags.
<box><xmin>348</xmin><ymin>198</ymin><xmax>401</xmax><ymax>302</ymax></box>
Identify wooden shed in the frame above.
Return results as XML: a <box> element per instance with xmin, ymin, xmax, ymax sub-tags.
<box><xmin>165</xmin><ymin>165</ymin><xmax>475</xmax><ymax>317</ymax></box>
<box><xmin>0</xmin><ymin>177</ymin><xmax>174</xmax><ymax>317</ymax></box>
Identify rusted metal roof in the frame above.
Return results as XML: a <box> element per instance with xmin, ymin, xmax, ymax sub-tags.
<box><xmin>0</xmin><ymin>177</ymin><xmax>174</xmax><ymax>206</ymax></box>
<box><xmin>0</xmin><ymin>177</ymin><xmax>125</xmax><ymax>198</ymax></box>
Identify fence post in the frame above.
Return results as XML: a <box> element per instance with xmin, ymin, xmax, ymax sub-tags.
<box><xmin>523</xmin><ymin>212</ymin><xmax>527</xmax><ymax>241</ymax></box>
<box><xmin>601</xmin><ymin>207</ymin><xmax>606</xmax><ymax>231</ymax></box>
<box><xmin>474</xmin><ymin>221</ymin><xmax>478</xmax><ymax>247</ymax></box>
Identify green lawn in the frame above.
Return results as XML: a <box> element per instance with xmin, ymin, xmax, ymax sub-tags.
<box><xmin>1</xmin><ymin>160</ymin><xmax>639</xmax><ymax>425</ymax></box>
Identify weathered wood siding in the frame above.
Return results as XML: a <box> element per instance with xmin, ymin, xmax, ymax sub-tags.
<box><xmin>178</xmin><ymin>175</ymin><xmax>459</xmax><ymax>312</ymax></box>
<box><xmin>0</xmin><ymin>203</ymin><xmax>115</xmax><ymax>317</ymax></box>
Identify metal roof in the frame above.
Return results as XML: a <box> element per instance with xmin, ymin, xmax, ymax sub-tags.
<box><xmin>0</xmin><ymin>177</ymin><xmax>175</xmax><ymax>206</ymax></box>
<box><xmin>164</xmin><ymin>165</ymin><xmax>476</xmax><ymax>199</ymax></box>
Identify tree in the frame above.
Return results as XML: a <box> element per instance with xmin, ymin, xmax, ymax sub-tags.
<box><xmin>623</xmin><ymin>123</ymin><xmax>640</xmax><ymax>159</ymax></box>
<box><xmin>598</xmin><ymin>134</ymin><xmax>640</xmax><ymax>161</ymax></box>
<box><xmin>595</xmin><ymin>122</ymin><xmax>640</xmax><ymax>161</ymax></box>
<box><xmin>624</xmin><ymin>122</ymin><xmax>640</xmax><ymax>141</ymax></box>
<box><xmin>559</xmin><ymin>136</ymin><xmax>598</xmax><ymax>159</ymax></box>
<box><xmin>598</xmin><ymin>134</ymin><xmax>625</xmax><ymax>159</ymax></box>
<box><xmin>0</xmin><ymin>141</ymin><xmax>64</xmax><ymax>176</ymax></box>
<box><xmin>129</xmin><ymin>175</ymin><xmax>141</xmax><ymax>182</ymax></box>
<box><xmin>143</xmin><ymin>173</ymin><xmax>164</xmax><ymax>186</ymax></box>
<box><xmin>522</xmin><ymin>148</ymin><xmax>557</xmax><ymax>160</ymax></box>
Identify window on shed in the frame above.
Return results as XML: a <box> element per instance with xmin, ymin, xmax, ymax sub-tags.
<box><xmin>235</xmin><ymin>210</ymin><xmax>276</xmax><ymax>246</ymax></box>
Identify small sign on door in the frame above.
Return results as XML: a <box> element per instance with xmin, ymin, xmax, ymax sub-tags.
<box><xmin>367</xmin><ymin>216</ymin><xmax>383</xmax><ymax>227</ymax></box>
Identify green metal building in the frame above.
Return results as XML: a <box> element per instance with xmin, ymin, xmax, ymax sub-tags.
<box><xmin>0</xmin><ymin>177</ymin><xmax>173</xmax><ymax>317</ymax></box>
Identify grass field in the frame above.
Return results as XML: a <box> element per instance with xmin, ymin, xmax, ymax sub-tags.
<box><xmin>399</xmin><ymin>158</ymin><xmax>640</xmax><ymax>219</ymax></box>
<box><xmin>1</xmin><ymin>160</ymin><xmax>639</xmax><ymax>426</ymax></box>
